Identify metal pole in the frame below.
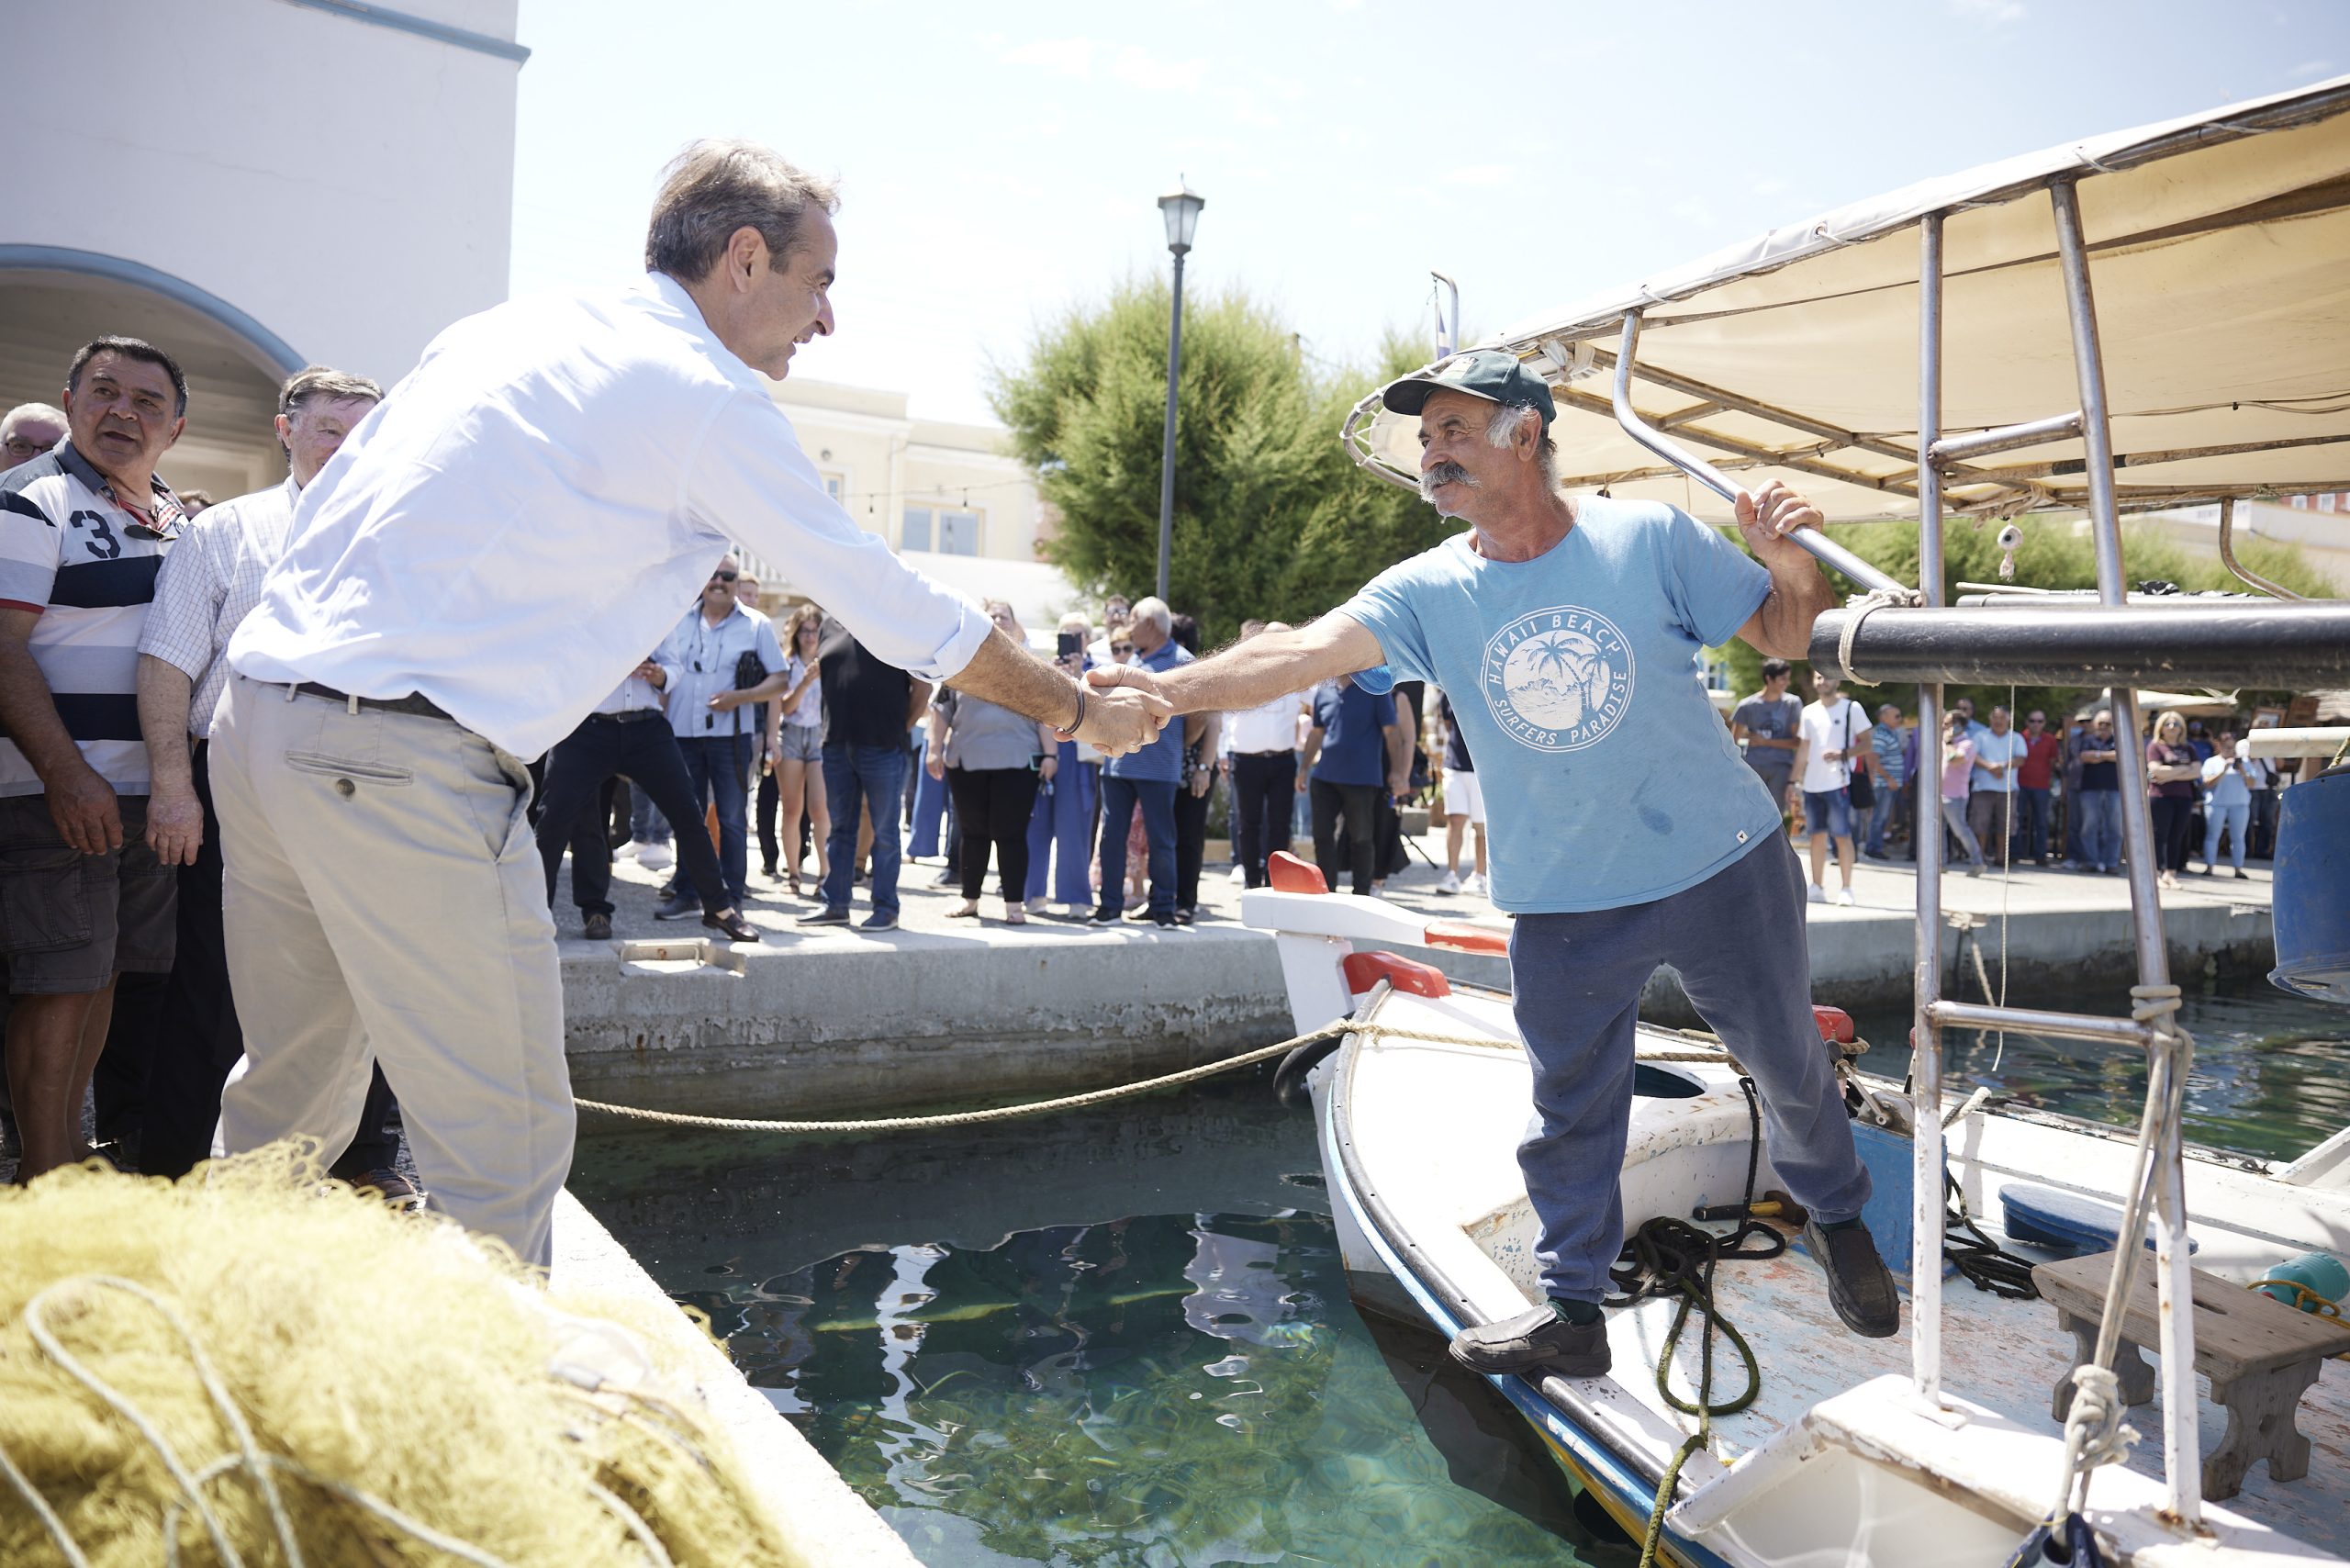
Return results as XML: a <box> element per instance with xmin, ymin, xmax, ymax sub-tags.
<box><xmin>2218</xmin><ymin>496</ymin><xmax>2306</xmax><ymax>600</ymax></box>
<box><xmin>1910</xmin><ymin>211</ymin><xmax>1947</xmax><ymax>1406</ymax></box>
<box><xmin>2052</xmin><ymin>176</ymin><xmax>2200</xmax><ymax>1529</ymax></box>
<box><xmin>1432</xmin><ymin>271</ymin><xmax>1460</xmax><ymax>358</ymax></box>
<box><xmin>1156</xmin><ymin>249</ymin><xmax>1187</xmax><ymax>605</ymax></box>
<box><xmin>1608</xmin><ymin>312</ymin><xmax>1910</xmax><ymax>597</ymax></box>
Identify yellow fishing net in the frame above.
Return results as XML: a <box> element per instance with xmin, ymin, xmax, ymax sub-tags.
<box><xmin>0</xmin><ymin>1144</ymin><xmax>802</xmax><ymax>1567</ymax></box>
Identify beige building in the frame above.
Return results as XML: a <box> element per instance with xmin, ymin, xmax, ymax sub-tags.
<box><xmin>747</xmin><ymin>376</ymin><xmax>1080</xmax><ymax>641</ymax></box>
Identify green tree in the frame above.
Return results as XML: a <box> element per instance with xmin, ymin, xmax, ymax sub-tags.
<box><xmin>990</xmin><ymin>289</ymin><xmax>1462</xmax><ymax>646</ymax></box>
<box><xmin>990</xmin><ymin>278</ymin><xmax>1335</xmax><ymax>645</ymax></box>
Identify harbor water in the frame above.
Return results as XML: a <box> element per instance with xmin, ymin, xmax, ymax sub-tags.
<box><xmin>569</xmin><ymin>976</ymin><xmax>2344</xmax><ymax>1566</ymax></box>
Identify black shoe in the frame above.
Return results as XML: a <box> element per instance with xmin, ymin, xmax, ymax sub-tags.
<box><xmin>2233</xmin><ymin>868</ymin><xmax>2250</xmax><ymax>879</ymax></box>
<box><xmin>654</xmin><ymin>891</ymin><xmax>699</xmax><ymax>921</ymax></box>
<box><xmin>705</xmin><ymin>908</ymin><xmax>759</xmax><ymax>942</ymax></box>
<box><xmin>1803</xmin><ymin>1219</ymin><xmax>1900</xmax><ymax>1338</ymax></box>
<box><xmin>1449</xmin><ymin>1301</ymin><xmax>1611</xmax><ymax>1378</ymax></box>
<box><xmin>797</xmin><ymin>905</ymin><xmax>852</xmax><ymax>926</ymax></box>
<box><xmin>859</xmin><ymin>911</ymin><xmax>899</xmax><ymax>932</ymax></box>
<box><xmin>582</xmin><ymin>912</ymin><xmax>613</xmax><ymax>941</ymax></box>
<box><xmin>761</xmin><ymin>860</ymin><xmax>779</xmax><ymax>879</ymax></box>
<box><xmin>1087</xmin><ymin>906</ymin><xmax>1121</xmax><ymax>924</ymax></box>
<box><xmin>656</xmin><ymin>879</ymin><xmax>679</xmax><ymax>902</ymax></box>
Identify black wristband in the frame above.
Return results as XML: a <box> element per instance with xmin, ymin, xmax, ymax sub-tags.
<box><xmin>1056</xmin><ymin>683</ymin><xmax>1086</xmax><ymax>739</ymax></box>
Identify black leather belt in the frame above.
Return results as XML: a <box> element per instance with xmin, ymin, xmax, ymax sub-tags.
<box><xmin>587</xmin><ymin>709</ymin><xmax>665</xmax><ymax>724</ymax></box>
<box><xmin>1238</xmin><ymin>748</ymin><xmax>1296</xmax><ymax>757</ymax></box>
<box><xmin>294</xmin><ymin>682</ymin><xmax>453</xmax><ymax>722</ymax></box>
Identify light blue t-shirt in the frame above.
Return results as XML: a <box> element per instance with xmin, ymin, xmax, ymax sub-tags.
<box><xmin>1970</xmin><ymin>729</ymin><xmax>2029</xmax><ymax>794</ymax></box>
<box><xmin>1337</xmin><ymin>498</ymin><xmax>1776</xmax><ymax>914</ymax></box>
<box><xmin>1103</xmin><ymin>637</ymin><xmax>1193</xmax><ymax>783</ymax></box>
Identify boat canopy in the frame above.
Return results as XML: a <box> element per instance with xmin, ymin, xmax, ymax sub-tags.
<box><xmin>1343</xmin><ymin>75</ymin><xmax>2350</xmax><ymax>525</ymax></box>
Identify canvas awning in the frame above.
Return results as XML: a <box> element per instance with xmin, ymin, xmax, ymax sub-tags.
<box><xmin>1344</xmin><ymin>75</ymin><xmax>2350</xmax><ymax>528</ymax></box>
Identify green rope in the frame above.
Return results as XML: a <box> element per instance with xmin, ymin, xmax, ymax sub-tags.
<box><xmin>1612</xmin><ymin>1078</ymin><xmax>1778</xmax><ymax>1567</ymax></box>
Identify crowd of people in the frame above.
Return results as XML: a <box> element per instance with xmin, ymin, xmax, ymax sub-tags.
<box><xmin>1730</xmin><ymin>656</ymin><xmax>2289</xmax><ymax>894</ymax></box>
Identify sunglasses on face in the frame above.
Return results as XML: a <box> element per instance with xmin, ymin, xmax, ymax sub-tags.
<box><xmin>711</xmin><ymin>572</ymin><xmax>738</xmax><ymax>584</ymax></box>
<box><xmin>1112</xmin><ymin>643</ymin><xmax>1134</xmax><ymax>655</ymax></box>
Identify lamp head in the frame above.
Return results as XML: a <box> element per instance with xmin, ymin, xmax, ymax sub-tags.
<box><xmin>1157</xmin><ymin>181</ymin><xmax>1204</xmax><ymax>255</ymax></box>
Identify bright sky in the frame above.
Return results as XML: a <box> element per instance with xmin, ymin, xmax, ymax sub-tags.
<box><xmin>510</xmin><ymin>0</ymin><xmax>2345</xmax><ymax>427</ymax></box>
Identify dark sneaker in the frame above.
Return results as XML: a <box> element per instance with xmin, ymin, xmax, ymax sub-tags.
<box><xmin>1449</xmin><ymin>1301</ymin><xmax>1610</xmax><ymax>1378</ymax></box>
<box><xmin>352</xmin><ymin>1169</ymin><xmax>424</xmax><ymax>1211</ymax></box>
<box><xmin>1087</xmin><ymin>906</ymin><xmax>1121</xmax><ymax>924</ymax></box>
<box><xmin>859</xmin><ymin>911</ymin><xmax>899</xmax><ymax>932</ymax></box>
<box><xmin>582</xmin><ymin>912</ymin><xmax>613</xmax><ymax>941</ymax></box>
<box><xmin>1803</xmin><ymin>1219</ymin><xmax>1900</xmax><ymax>1338</ymax></box>
<box><xmin>654</xmin><ymin>890</ymin><xmax>699</xmax><ymax>921</ymax></box>
<box><xmin>797</xmin><ymin>905</ymin><xmax>852</xmax><ymax>926</ymax></box>
<box><xmin>704</xmin><ymin>909</ymin><xmax>759</xmax><ymax>943</ymax></box>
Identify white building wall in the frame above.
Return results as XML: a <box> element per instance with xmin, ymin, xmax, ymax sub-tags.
<box><xmin>6</xmin><ymin>0</ymin><xmax>522</xmax><ymax>387</ymax></box>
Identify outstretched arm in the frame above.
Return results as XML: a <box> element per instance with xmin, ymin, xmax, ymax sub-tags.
<box><xmin>948</xmin><ymin>625</ymin><xmax>1169</xmax><ymax>756</ymax></box>
<box><xmin>1095</xmin><ymin>613</ymin><xmax>1383</xmax><ymax>716</ymax></box>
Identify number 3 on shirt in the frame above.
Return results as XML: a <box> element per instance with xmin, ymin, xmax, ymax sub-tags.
<box><xmin>69</xmin><ymin>510</ymin><xmax>121</xmax><ymax>560</ymax></box>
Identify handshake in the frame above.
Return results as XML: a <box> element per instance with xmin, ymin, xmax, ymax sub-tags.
<box><xmin>1066</xmin><ymin>662</ymin><xmax>1181</xmax><ymax>757</ymax></box>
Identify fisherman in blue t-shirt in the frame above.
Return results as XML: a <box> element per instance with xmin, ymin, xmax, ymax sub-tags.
<box><xmin>1088</xmin><ymin>350</ymin><xmax>1897</xmax><ymax>1376</ymax></box>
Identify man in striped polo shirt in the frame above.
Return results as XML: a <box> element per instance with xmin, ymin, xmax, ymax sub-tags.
<box><xmin>0</xmin><ymin>336</ymin><xmax>186</xmax><ymax>1178</ymax></box>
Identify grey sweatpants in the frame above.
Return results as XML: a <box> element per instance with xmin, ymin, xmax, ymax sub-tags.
<box><xmin>210</xmin><ymin>677</ymin><xmax>573</xmax><ymax>1268</ymax></box>
<box><xmin>1509</xmin><ymin>835</ymin><xmax>1870</xmax><ymax>1302</ymax></box>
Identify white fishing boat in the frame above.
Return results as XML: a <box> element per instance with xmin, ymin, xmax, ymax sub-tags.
<box><xmin>1250</xmin><ymin>73</ymin><xmax>2350</xmax><ymax>1567</ymax></box>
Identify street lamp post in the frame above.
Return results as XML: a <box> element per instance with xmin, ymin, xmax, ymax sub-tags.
<box><xmin>1154</xmin><ymin>180</ymin><xmax>1203</xmax><ymax>604</ymax></box>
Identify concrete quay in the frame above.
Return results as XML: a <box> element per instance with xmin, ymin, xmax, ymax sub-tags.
<box><xmin>557</xmin><ymin>832</ymin><xmax>2278</xmax><ymax>1117</ymax></box>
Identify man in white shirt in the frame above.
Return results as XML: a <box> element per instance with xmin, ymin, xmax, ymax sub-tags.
<box><xmin>654</xmin><ymin>554</ymin><xmax>788</xmax><ymax>917</ymax></box>
<box><xmin>133</xmin><ymin>366</ymin><xmax>417</xmax><ymax>1187</ymax></box>
<box><xmin>1220</xmin><ymin>619</ymin><xmax>1310</xmax><ymax>888</ymax></box>
<box><xmin>1790</xmin><ymin>675</ymin><xmax>1872</xmax><ymax>906</ymax></box>
<box><xmin>207</xmin><ymin>140</ymin><xmax>1167</xmax><ymax>1266</ymax></box>
<box><xmin>1966</xmin><ymin>704</ymin><xmax>2030</xmax><ymax>868</ymax></box>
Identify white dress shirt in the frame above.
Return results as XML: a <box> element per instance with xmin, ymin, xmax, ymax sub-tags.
<box><xmin>139</xmin><ymin>476</ymin><xmax>298</xmax><ymax>740</ymax></box>
<box><xmin>226</xmin><ymin>273</ymin><xmax>989</xmax><ymax>760</ymax></box>
<box><xmin>589</xmin><ymin>651</ymin><xmax>679</xmax><ymax>716</ymax></box>
<box><xmin>1228</xmin><ymin>689</ymin><xmax>1310</xmax><ymax>754</ymax></box>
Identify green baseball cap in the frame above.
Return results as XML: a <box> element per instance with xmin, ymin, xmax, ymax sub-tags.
<box><xmin>1380</xmin><ymin>350</ymin><xmax>1555</xmax><ymax>426</ymax></box>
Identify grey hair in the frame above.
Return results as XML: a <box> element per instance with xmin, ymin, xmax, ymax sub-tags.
<box><xmin>1130</xmin><ymin>596</ymin><xmax>1174</xmax><ymax>633</ymax></box>
<box><xmin>1483</xmin><ymin>400</ymin><xmax>1559</xmax><ymax>487</ymax></box>
<box><xmin>2</xmin><ymin>401</ymin><xmax>66</xmax><ymax>439</ymax></box>
<box><xmin>645</xmin><ymin>140</ymin><xmax>841</xmax><ymax>283</ymax></box>
<box><xmin>1058</xmin><ymin>610</ymin><xmax>1093</xmax><ymax>635</ymax></box>
<box><xmin>278</xmin><ymin>365</ymin><xmax>382</xmax><ymax>419</ymax></box>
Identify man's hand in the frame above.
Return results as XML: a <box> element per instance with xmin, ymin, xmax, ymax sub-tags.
<box><xmin>146</xmin><ymin>782</ymin><xmax>203</xmax><ymax>867</ymax></box>
<box><xmin>926</xmin><ymin>747</ymin><xmax>946</xmax><ymax>780</ymax></box>
<box><xmin>1387</xmin><ymin>768</ymin><xmax>1410</xmax><ymax>801</ymax></box>
<box><xmin>1075</xmin><ymin>679</ymin><xmax>1171</xmax><ymax>757</ymax></box>
<box><xmin>49</xmin><ymin>760</ymin><xmax>122</xmax><ymax>854</ymax></box>
<box><xmin>1086</xmin><ymin>661</ymin><xmax>1164</xmax><ymax>702</ymax></box>
<box><xmin>1189</xmin><ymin>767</ymin><xmax>1212</xmax><ymax>800</ymax></box>
<box><xmin>1734</xmin><ymin>480</ymin><xmax>1825</xmax><ymax>572</ymax></box>
<box><xmin>708</xmin><ymin>689</ymin><xmax>747</xmax><ymax>713</ymax></box>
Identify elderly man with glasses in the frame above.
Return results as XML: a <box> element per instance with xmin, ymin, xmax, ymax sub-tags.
<box><xmin>0</xmin><ymin>402</ymin><xmax>68</xmax><ymax>471</ymax></box>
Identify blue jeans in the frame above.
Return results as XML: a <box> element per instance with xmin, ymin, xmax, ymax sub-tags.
<box><xmin>1511</xmin><ymin>837</ymin><xmax>1870</xmax><ymax>1302</ymax></box>
<box><xmin>677</xmin><ymin>733</ymin><xmax>754</xmax><ymax>904</ymax></box>
<box><xmin>2017</xmin><ymin>786</ymin><xmax>2052</xmax><ymax>860</ymax></box>
<box><xmin>1863</xmin><ymin>782</ymin><xmax>1898</xmax><ymax>856</ymax></box>
<box><xmin>1802</xmin><ymin>787</ymin><xmax>1852</xmax><ymax>842</ymax></box>
<box><xmin>2077</xmin><ymin>789</ymin><xmax>2122</xmax><ymax>870</ymax></box>
<box><xmin>820</xmin><ymin>744</ymin><xmax>908</xmax><ymax>916</ymax></box>
<box><xmin>1097</xmin><ymin>774</ymin><xmax>1178</xmax><ymax>918</ymax></box>
<box><xmin>1025</xmin><ymin>746</ymin><xmax>1099</xmax><ymax>904</ymax></box>
<box><xmin>2202</xmin><ymin>800</ymin><xmax>2250</xmax><ymax>871</ymax></box>
<box><xmin>630</xmin><ymin>785</ymin><xmax>669</xmax><ymax>846</ymax></box>
<box><xmin>908</xmin><ymin>732</ymin><xmax>949</xmax><ymax>859</ymax></box>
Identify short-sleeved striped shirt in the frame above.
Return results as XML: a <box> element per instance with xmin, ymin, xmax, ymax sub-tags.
<box><xmin>0</xmin><ymin>442</ymin><xmax>178</xmax><ymax>795</ymax></box>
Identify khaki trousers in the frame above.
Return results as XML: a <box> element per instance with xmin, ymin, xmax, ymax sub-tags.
<box><xmin>210</xmin><ymin>677</ymin><xmax>573</xmax><ymax>1267</ymax></box>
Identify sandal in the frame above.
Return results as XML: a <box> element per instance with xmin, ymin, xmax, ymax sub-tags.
<box><xmin>1004</xmin><ymin>907</ymin><xmax>1027</xmax><ymax>925</ymax></box>
<box><xmin>946</xmin><ymin>902</ymin><xmax>981</xmax><ymax>919</ymax></box>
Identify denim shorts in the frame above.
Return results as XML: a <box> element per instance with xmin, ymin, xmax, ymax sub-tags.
<box><xmin>1802</xmin><ymin>787</ymin><xmax>1853</xmax><ymax>841</ymax></box>
<box><xmin>777</xmin><ymin>723</ymin><xmax>822</xmax><ymax>764</ymax></box>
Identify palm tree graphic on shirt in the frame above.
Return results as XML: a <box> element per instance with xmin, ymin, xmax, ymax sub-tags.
<box><xmin>1505</xmin><ymin>628</ymin><xmax>1616</xmax><ymax>730</ymax></box>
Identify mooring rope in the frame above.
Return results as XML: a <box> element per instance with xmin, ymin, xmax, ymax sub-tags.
<box><xmin>573</xmin><ymin>1020</ymin><xmax>1744</xmax><ymax>1135</ymax></box>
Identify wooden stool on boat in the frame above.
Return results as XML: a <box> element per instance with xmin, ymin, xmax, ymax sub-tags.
<box><xmin>2035</xmin><ymin>1251</ymin><xmax>2350</xmax><ymax>1500</ymax></box>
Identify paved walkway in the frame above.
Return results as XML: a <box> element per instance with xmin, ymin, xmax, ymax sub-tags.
<box><xmin>560</xmin><ymin>824</ymin><xmax>2273</xmax><ymax>946</ymax></box>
